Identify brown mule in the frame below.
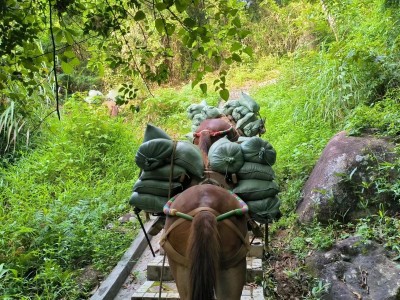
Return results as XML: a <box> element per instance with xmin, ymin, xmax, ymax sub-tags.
<box><xmin>160</xmin><ymin>184</ymin><xmax>249</xmax><ymax>300</ymax></box>
<box><xmin>193</xmin><ymin>118</ymin><xmax>239</xmax><ymax>168</ymax></box>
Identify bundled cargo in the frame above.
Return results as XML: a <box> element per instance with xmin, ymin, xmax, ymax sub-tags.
<box><xmin>240</xmin><ymin>136</ymin><xmax>276</xmax><ymax>166</ymax></box>
<box><xmin>186</xmin><ymin>92</ymin><xmax>264</xmax><ymax>139</ymax></box>
<box><xmin>187</xmin><ymin>101</ymin><xmax>207</xmax><ymax>120</ymax></box>
<box><xmin>206</xmin><ymin>134</ymin><xmax>281</xmax><ymax>223</ymax></box>
<box><xmin>233</xmin><ymin>180</ymin><xmax>279</xmax><ymax>201</ymax></box>
<box><xmin>232</xmin><ymin>178</ymin><xmax>281</xmax><ymax>223</ymax></box>
<box><xmin>246</xmin><ymin>196</ymin><xmax>281</xmax><ymax>224</ymax></box>
<box><xmin>187</xmin><ymin>100</ymin><xmax>223</xmax><ymax>132</ymax></box>
<box><xmin>208</xmin><ymin>137</ymin><xmax>244</xmax><ymax>174</ymax></box>
<box><xmin>130</xmin><ymin>124</ymin><xmax>204</xmax><ymax>213</ymax></box>
<box><xmin>236</xmin><ymin>162</ymin><xmax>275</xmax><ymax>181</ymax></box>
<box><xmin>223</xmin><ymin>92</ymin><xmax>265</xmax><ymax>137</ymax></box>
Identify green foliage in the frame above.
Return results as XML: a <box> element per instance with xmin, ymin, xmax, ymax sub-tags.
<box><xmin>344</xmin><ymin>89</ymin><xmax>400</xmax><ymax>136</ymax></box>
<box><xmin>286</xmin><ymin>222</ymin><xmax>336</xmax><ymax>258</ymax></box>
<box><xmin>0</xmin><ymin>100</ymin><xmax>140</xmax><ymax>298</ymax></box>
<box><xmin>355</xmin><ymin>210</ymin><xmax>400</xmax><ymax>258</ymax></box>
<box><xmin>1</xmin><ymin>0</ymin><xmax>254</xmax><ymax>155</ymax></box>
<box><xmin>0</xmin><ymin>101</ymin><xmax>26</xmax><ymax>154</ymax></box>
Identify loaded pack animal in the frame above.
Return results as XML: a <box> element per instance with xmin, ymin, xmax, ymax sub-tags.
<box><xmin>160</xmin><ymin>184</ymin><xmax>249</xmax><ymax>300</ymax></box>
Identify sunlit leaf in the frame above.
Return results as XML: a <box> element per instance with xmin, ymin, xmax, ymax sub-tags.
<box><xmin>61</xmin><ymin>61</ymin><xmax>74</xmax><ymax>75</ymax></box>
<box><xmin>219</xmin><ymin>88</ymin><xmax>229</xmax><ymax>100</ymax></box>
<box><xmin>232</xmin><ymin>53</ymin><xmax>242</xmax><ymax>62</ymax></box>
<box><xmin>134</xmin><ymin>10</ymin><xmax>146</xmax><ymax>21</ymax></box>
<box><xmin>200</xmin><ymin>83</ymin><xmax>207</xmax><ymax>94</ymax></box>
<box><xmin>155</xmin><ymin>18</ymin><xmax>164</xmax><ymax>34</ymax></box>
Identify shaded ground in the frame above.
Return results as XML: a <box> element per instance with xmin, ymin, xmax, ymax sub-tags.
<box><xmin>263</xmin><ymin>229</ymin><xmax>311</xmax><ymax>300</ymax></box>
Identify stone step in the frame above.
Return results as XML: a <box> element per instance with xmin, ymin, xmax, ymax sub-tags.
<box><xmin>132</xmin><ymin>281</ymin><xmax>264</xmax><ymax>300</ymax></box>
<box><xmin>147</xmin><ymin>256</ymin><xmax>263</xmax><ymax>282</ymax></box>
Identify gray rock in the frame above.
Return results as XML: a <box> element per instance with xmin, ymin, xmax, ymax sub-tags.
<box><xmin>296</xmin><ymin>131</ymin><xmax>397</xmax><ymax>224</ymax></box>
<box><xmin>306</xmin><ymin>236</ymin><xmax>400</xmax><ymax>300</ymax></box>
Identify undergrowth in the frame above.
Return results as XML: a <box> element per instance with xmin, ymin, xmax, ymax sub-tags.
<box><xmin>0</xmin><ymin>99</ymin><xmax>141</xmax><ymax>299</ymax></box>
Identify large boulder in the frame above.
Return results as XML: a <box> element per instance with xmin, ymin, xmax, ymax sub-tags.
<box><xmin>305</xmin><ymin>236</ymin><xmax>400</xmax><ymax>300</ymax></box>
<box><xmin>296</xmin><ymin>131</ymin><xmax>397</xmax><ymax>224</ymax></box>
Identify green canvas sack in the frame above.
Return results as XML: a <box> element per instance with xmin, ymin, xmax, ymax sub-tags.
<box><xmin>232</xmin><ymin>106</ymin><xmax>251</xmax><ymax>121</ymax></box>
<box><xmin>237</xmin><ymin>162</ymin><xmax>275</xmax><ymax>181</ymax></box>
<box><xmin>236</xmin><ymin>112</ymin><xmax>257</xmax><ymax>129</ymax></box>
<box><xmin>243</xmin><ymin>119</ymin><xmax>263</xmax><ymax>137</ymax></box>
<box><xmin>238</xmin><ymin>92</ymin><xmax>260</xmax><ymax>113</ymax></box>
<box><xmin>240</xmin><ymin>137</ymin><xmax>276</xmax><ymax>166</ymax></box>
<box><xmin>133</xmin><ymin>179</ymin><xmax>183</xmax><ymax>197</ymax></box>
<box><xmin>208</xmin><ymin>137</ymin><xmax>244</xmax><ymax>173</ymax></box>
<box><xmin>201</xmin><ymin>106</ymin><xmax>221</xmax><ymax>119</ymax></box>
<box><xmin>174</xmin><ymin>141</ymin><xmax>204</xmax><ymax>178</ymax></box>
<box><xmin>135</xmin><ymin>138</ymin><xmax>173</xmax><ymax>170</ymax></box>
<box><xmin>143</xmin><ymin>123</ymin><xmax>171</xmax><ymax>142</ymax></box>
<box><xmin>187</xmin><ymin>103</ymin><xmax>206</xmax><ymax>119</ymax></box>
<box><xmin>139</xmin><ymin>164</ymin><xmax>188</xmax><ymax>182</ymax></box>
<box><xmin>233</xmin><ymin>179</ymin><xmax>280</xmax><ymax>201</ymax></box>
<box><xmin>247</xmin><ymin>196</ymin><xmax>281</xmax><ymax>224</ymax></box>
<box><xmin>222</xmin><ymin>100</ymin><xmax>241</xmax><ymax>115</ymax></box>
<box><xmin>129</xmin><ymin>192</ymin><xmax>168</xmax><ymax>213</ymax></box>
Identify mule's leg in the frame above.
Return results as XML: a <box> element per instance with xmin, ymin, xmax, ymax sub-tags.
<box><xmin>216</xmin><ymin>260</ymin><xmax>246</xmax><ymax>300</ymax></box>
<box><xmin>168</xmin><ymin>257</ymin><xmax>190</xmax><ymax>300</ymax></box>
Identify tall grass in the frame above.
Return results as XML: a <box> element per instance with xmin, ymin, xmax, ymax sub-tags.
<box><xmin>0</xmin><ymin>99</ymin><xmax>141</xmax><ymax>298</ymax></box>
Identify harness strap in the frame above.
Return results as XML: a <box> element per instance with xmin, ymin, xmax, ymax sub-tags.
<box><xmin>193</xmin><ymin>125</ymin><xmax>234</xmax><ymax>138</ymax></box>
<box><xmin>160</xmin><ymin>207</ymin><xmax>249</xmax><ymax>269</ymax></box>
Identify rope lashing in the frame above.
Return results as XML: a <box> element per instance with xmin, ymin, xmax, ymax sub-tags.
<box><xmin>163</xmin><ymin>191</ymin><xmax>248</xmax><ymax>222</ymax></box>
<box><xmin>193</xmin><ymin>125</ymin><xmax>234</xmax><ymax>138</ymax></box>
<box><xmin>259</xmin><ymin>147</ymin><xmax>266</xmax><ymax>160</ymax></box>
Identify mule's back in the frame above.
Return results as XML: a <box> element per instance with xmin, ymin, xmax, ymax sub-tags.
<box><xmin>162</xmin><ymin>185</ymin><xmax>248</xmax><ymax>300</ymax></box>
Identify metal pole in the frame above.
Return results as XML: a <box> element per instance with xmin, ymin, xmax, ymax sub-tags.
<box><xmin>134</xmin><ymin>207</ymin><xmax>155</xmax><ymax>257</ymax></box>
<box><xmin>264</xmin><ymin>222</ymin><xmax>269</xmax><ymax>258</ymax></box>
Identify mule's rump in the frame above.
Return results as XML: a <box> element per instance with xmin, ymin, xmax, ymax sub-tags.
<box><xmin>161</xmin><ymin>185</ymin><xmax>249</xmax><ymax>300</ymax></box>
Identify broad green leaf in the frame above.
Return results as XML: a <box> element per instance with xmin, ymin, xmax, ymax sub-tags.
<box><xmin>243</xmin><ymin>46</ymin><xmax>253</xmax><ymax>57</ymax></box>
<box><xmin>166</xmin><ymin>23</ymin><xmax>176</xmax><ymax>35</ymax></box>
<box><xmin>53</xmin><ymin>27</ymin><xmax>63</xmax><ymax>44</ymax></box>
<box><xmin>175</xmin><ymin>0</ymin><xmax>189</xmax><ymax>13</ymax></box>
<box><xmin>219</xmin><ymin>89</ymin><xmax>229</xmax><ymax>101</ymax></box>
<box><xmin>70</xmin><ymin>57</ymin><xmax>80</xmax><ymax>67</ymax></box>
<box><xmin>192</xmin><ymin>60</ymin><xmax>200</xmax><ymax>71</ymax></box>
<box><xmin>63</xmin><ymin>50</ymin><xmax>76</xmax><ymax>59</ymax></box>
<box><xmin>200</xmin><ymin>83</ymin><xmax>207</xmax><ymax>94</ymax></box>
<box><xmin>227</xmin><ymin>28</ymin><xmax>237</xmax><ymax>36</ymax></box>
<box><xmin>232</xmin><ymin>53</ymin><xmax>242</xmax><ymax>62</ymax></box>
<box><xmin>239</xmin><ymin>29</ymin><xmax>251</xmax><ymax>39</ymax></box>
<box><xmin>155</xmin><ymin>18</ymin><xmax>164</xmax><ymax>34</ymax></box>
<box><xmin>229</xmin><ymin>9</ymin><xmax>239</xmax><ymax>16</ymax></box>
<box><xmin>230</xmin><ymin>42</ymin><xmax>242</xmax><ymax>52</ymax></box>
<box><xmin>191</xmin><ymin>71</ymin><xmax>204</xmax><ymax>88</ymax></box>
<box><xmin>183</xmin><ymin>17</ymin><xmax>196</xmax><ymax>28</ymax></box>
<box><xmin>232</xmin><ymin>17</ymin><xmax>241</xmax><ymax>28</ymax></box>
<box><xmin>225</xmin><ymin>57</ymin><xmax>233</xmax><ymax>65</ymax></box>
<box><xmin>155</xmin><ymin>3</ymin><xmax>167</xmax><ymax>11</ymax></box>
<box><xmin>61</xmin><ymin>61</ymin><xmax>74</xmax><ymax>75</ymax></box>
<box><xmin>63</xmin><ymin>30</ymin><xmax>75</xmax><ymax>45</ymax></box>
<box><xmin>134</xmin><ymin>10</ymin><xmax>146</xmax><ymax>21</ymax></box>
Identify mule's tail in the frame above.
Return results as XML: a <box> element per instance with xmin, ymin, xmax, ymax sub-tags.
<box><xmin>188</xmin><ymin>211</ymin><xmax>220</xmax><ymax>300</ymax></box>
<box><xmin>197</xmin><ymin>131</ymin><xmax>211</xmax><ymax>168</ymax></box>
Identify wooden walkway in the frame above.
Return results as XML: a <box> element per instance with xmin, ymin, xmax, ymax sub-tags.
<box><xmin>130</xmin><ymin>236</ymin><xmax>266</xmax><ymax>299</ymax></box>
